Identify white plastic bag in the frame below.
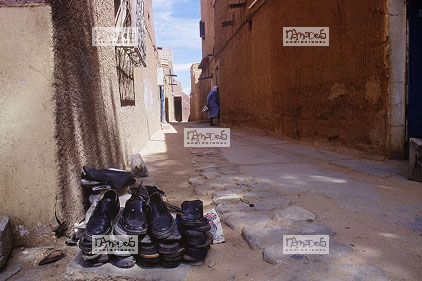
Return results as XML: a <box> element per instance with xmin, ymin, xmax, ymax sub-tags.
<box><xmin>205</xmin><ymin>209</ymin><xmax>225</xmax><ymax>244</ymax></box>
<box><xmin>130</xmin><ymin>154</ymin><xmax>148</xmax><ymax>177</ymax></box>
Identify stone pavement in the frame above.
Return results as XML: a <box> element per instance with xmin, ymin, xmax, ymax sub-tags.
<box><xmin>185</xmin><ymin>122</ymin><xmax>422</xmax><ymax>281</ymax></box>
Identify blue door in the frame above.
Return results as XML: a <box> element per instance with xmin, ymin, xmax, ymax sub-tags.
<box><xmin>408</xmin><ymin>1</ymin><xmax>422</xmax><ymax>138</ymax></box>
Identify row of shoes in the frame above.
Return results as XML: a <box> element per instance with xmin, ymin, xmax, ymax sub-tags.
<box><xmin>78</xmin><ymin>185</ymin><xmax>211</xmax><ymax>268</ymax></box>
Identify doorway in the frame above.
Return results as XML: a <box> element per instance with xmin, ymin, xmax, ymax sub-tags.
<box><xmin>174</xmin><ymin>96</ymin><xmax>182</xmax><ymax>122</ymax></box>
<box><xmin>408</xmin><ymin>1</ymin><xmax>422</xmax><ymax>139</ymax></box>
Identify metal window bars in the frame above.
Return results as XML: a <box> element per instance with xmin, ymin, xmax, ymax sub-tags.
<box><xmin>115</xmin><ymin>0</ymin><xmax>147</xmax><ymax>67</ymax></box>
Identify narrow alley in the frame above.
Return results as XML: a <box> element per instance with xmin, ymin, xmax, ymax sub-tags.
<box><xmin>1</xmin><ymin>0</ymin><xmax>422</xmax><ymax>280</ymax></box>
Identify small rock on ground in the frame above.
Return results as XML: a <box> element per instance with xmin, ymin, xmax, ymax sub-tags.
<box><xmin>242</xmin><ymin>226</ymin><xmax>292</xmax><ymax>250</ymax></box>
<box><xmin>253</xmin><ymin>198</ymin><xmax>291</xmax><ymax>211</ymax></box>
<box><xmin>274</xmin><ymin>206</ymin><xmax>316</xmax><ymax>225</ymax></box>
<box><xmin>222</xmin><ymin>212</ymin><xmax>272</xmax><ymax>231</ymax></box>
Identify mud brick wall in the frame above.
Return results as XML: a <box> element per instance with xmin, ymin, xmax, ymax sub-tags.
<box><xmin>212</xmin><ymin>0</ymin><xmax>389</xmax><ymax>155</ymax></box>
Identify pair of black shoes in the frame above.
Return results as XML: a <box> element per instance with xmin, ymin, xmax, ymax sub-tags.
<box><xmin>179</xmin><ymin>200</ymin><xmax>212</xmax><ymax>265</ymax></box>
<box><xmin>113</xmin><ymin>185</ymin><xmax>175</xmax><ymax>240</ymax></box>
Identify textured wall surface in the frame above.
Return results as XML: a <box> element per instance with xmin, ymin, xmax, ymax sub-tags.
<box><xmin>200</xmin><ymin>0</ymin><xmax>215</xmax><ymax>59</ymax></box>
<box><xmin>0</xmin><ymin>6</ymin><xmax>57</xmax><ymax>244</ymax></box>
<box><xmin>200</xmin><ymin>0</ymin><xmax>391</xmax><ymax>155</ymax></box>
<box><xmin>51</xmin><ymin>0</ymin><xmax>161</xmax><ymax>234</ymax></box>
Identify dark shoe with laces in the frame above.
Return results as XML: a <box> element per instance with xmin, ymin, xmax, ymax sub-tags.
<box><xmin>181</xmin><ymin>200</ymin><xmax>208</xmax><ymax>227</ymax></box>
<box><xmin>84</xmin><ymin>190</ymin><xmax>120</xmax><ymax>241</ymax></box>
<box><xmin>114</xmin><ymin>194</ymin><xmax>148</xmax><ymax>236</ymax></box>
<box><xmin>148</xmin><ymin>192</ymin><xmax>175</xmax><ymax>239</ymax></box>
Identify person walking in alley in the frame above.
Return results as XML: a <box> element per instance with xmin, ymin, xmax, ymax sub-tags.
<box><xmin>207</xmin><ymin>86</ymin><xmax>220</xmax><ymax>126</ymax></box>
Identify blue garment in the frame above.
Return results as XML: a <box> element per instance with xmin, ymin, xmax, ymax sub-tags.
<box><xmin>207</xmin><ymin>89</ymin><xmax>220</xmax><ymax>118</ymax></box>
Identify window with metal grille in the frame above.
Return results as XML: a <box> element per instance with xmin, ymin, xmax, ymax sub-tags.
<box><xmin>200</xmin><ymin>21</ymin><xmax>205</xmax><ymax>40</ymax></box>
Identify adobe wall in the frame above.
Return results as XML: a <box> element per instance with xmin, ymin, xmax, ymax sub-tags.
<box><xmin>212</xmin><ymin>0</ymin><xmax>391</xmax><ymax>155</ymax></box>
<box><xmin>0</xmin><ymin>5</ymin><xmax>58</xmax><ymax>245</ymax></box>
<box><xmin>0</xmin><ymin>0</ymin><xmax>160</xmax><ymax>245</ymax></box>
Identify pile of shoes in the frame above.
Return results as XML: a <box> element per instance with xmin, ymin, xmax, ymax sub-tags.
<box><xmin>78</xmin><ymin>185</ymin><xmax>191</xmax><ymax>268</ymax></box>
<box><xmin>179</xmin><ymin>200</ymin><xmax>212</xmax><ymax>265</ymax></box>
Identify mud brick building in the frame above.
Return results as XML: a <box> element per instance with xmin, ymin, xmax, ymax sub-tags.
<box><xmin>0</xmin><ymin>0</ymin><xmax>161</xmax><ymax>244</ymax></box>
<box><xmin>192</xmin><ymin>0</ymin><xmax>418</xmax><ymax>159</ymax></box>
<box><xmin>158</xmin><ymin>48</ymin><xmax>190</xmax><ymax>123</ymax></box>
